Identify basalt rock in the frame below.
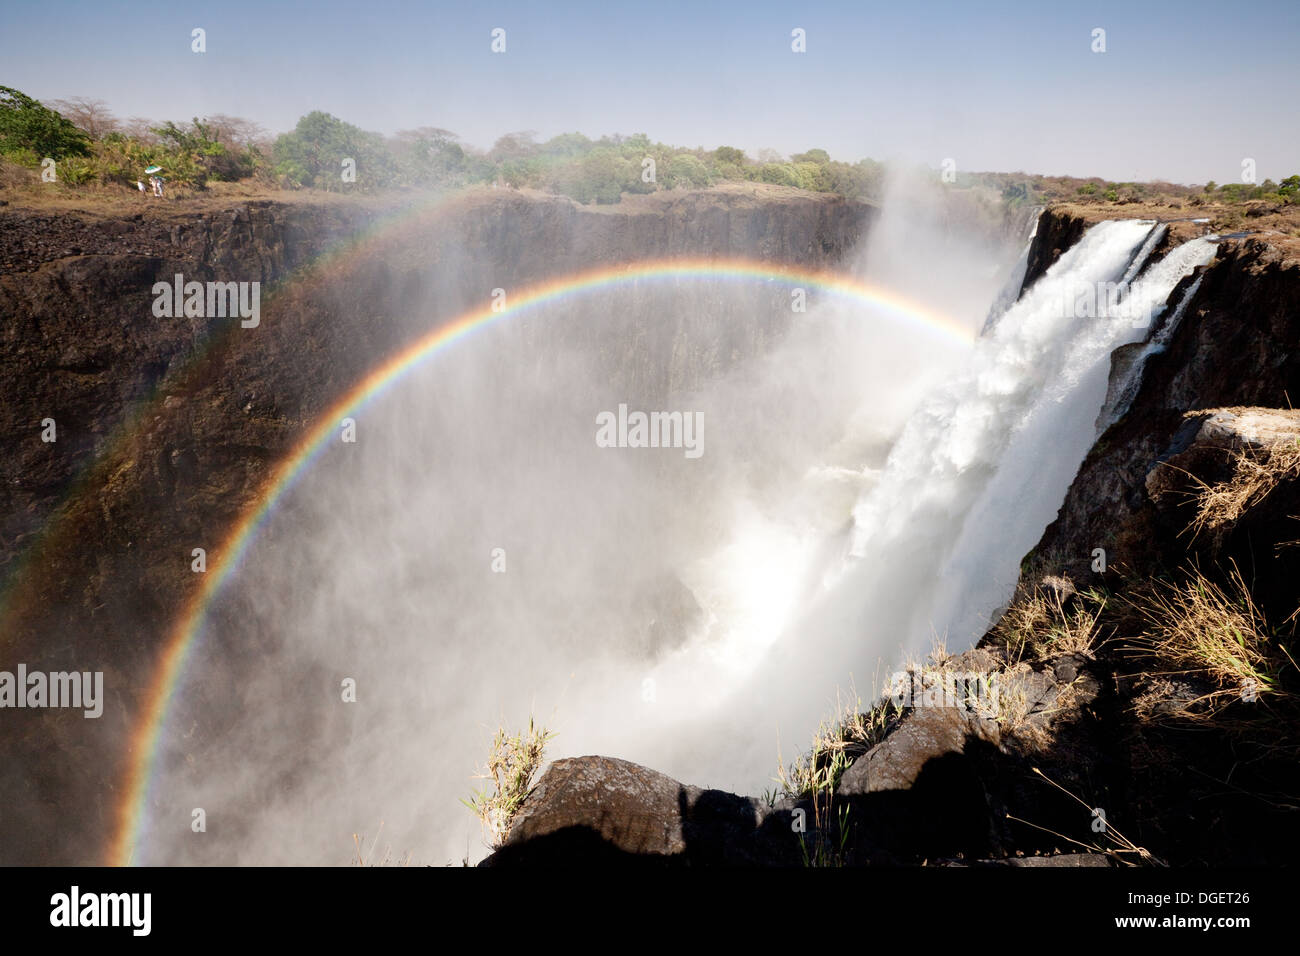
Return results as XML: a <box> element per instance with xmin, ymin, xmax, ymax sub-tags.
<box><xmin>482</xmin><ymin>756</ymin><xmax>802</xmax><ymax>866</ymax></box>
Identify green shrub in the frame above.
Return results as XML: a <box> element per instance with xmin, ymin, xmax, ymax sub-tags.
<box><xmin>665</xmin><ymin>153</ymin><xmax>712</xmax><ymax>188</ymax></box>
<box><xmin>57</xmin><ymin>157</ymin><xmax>95</xmax><ymax>185</ymax></box>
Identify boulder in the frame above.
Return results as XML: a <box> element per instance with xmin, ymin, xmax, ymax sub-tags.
<box><xmin>483</xmin><ymin>755</ymin><xmax>801</xmax><ymax>866</ymax></box>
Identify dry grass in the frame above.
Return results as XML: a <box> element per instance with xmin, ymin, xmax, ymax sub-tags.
<box><xmin>1184</xmin><ymin>439</ymin><xmax>1300</xmax><ymax>541</ymax></box>
<box><xmin>1124</xmin><ymin>566</ymin><xmax>1294</xmax><ymax>718</ymax></box>
<box><xmin>991</xmin><ymin>663</ymin><xmax>1052</xmax><ymax>750</ymax></box>
<box><xmin>350</xmin><ymin>822</ymin><xmax>413</xmax><ymax>867</ymax></box>
<box><xmin>1007</xmin><ymin>767</ymin><xmax>1165</xmax><ymax>867</ymax></box>
<box><xmin>775</xmin><ymin>689</ymin><xmax>897</xmax><ymax>867</ymax></box>
<box><xmin>776</xmin><ymin>690</ymin><xmax>900</xmax><ymax>800</ymax></box>
<box><xmin>462</xmin><ymin>716</ymin><xmax>555</xmax><ymax>848</ymax></box>
<box><xmin>990</xmin><ymin>581</ymin><xmax>1107</xmax><ymax>663</ymax></box>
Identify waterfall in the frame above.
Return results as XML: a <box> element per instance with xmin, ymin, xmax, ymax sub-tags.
<box><xmin>701</xmin><ymin>222</ymin><xmax>1222</xmax><ymax>786</ymax></box>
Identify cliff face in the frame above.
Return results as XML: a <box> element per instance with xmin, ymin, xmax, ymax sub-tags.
<box><xmin>0</xmin><ymin>185</ymin><xmax>877</xmax><ymax>865</ymax></box>
<box><xmin>0</xmin><ymin>186</ymin><xmax>874</xmax><ymax>594</ymax></box>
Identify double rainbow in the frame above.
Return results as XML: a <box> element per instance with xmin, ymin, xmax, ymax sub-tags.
<box><xmin>106</xmin><ymin>255</ymin><xmax>972</xmax><ymax>866</ymax></box>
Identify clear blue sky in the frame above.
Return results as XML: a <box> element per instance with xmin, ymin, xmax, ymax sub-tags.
<box><xmin>2</xmin><ymin>0</ymin><xmax>1297</xmax><ymax>183</ymax></box>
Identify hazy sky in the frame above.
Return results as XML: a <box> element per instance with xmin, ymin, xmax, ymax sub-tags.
<box><xmin>3</xmin><ymin>0</ymin><xmax>1297</xmax><ymax>183</ymax></box>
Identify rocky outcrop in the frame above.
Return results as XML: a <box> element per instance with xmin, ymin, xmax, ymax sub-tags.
<box><xmin>487</xmin><ymin>644</ymin><xmax>1115</xmax><ymax>867</ymax></box>
<box><xmin>482</xmin><ymin>756</ymin><xmax>801</xmax><ymax>866</ymax></box>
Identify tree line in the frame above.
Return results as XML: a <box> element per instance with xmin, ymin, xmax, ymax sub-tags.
<box><xmin>0</xmin><ymin>86</ymin><xmax>884</xmax><ymax>202</ymax></box>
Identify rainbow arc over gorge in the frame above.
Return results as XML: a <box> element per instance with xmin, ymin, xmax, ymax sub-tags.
<box><xmin>108</xmin><ymin>253</ymin><xmax>973</xmax><ymax>866</ymax></box>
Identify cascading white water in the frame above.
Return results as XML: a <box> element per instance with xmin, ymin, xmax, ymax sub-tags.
<box><xmin>672</xmin><ymin>222</ymin><xmax>1220</xmax><ymax>786</ymax></box>
<box><xmin>923</xmin><ymin>231</ymin><xmax>1217</xmax><ymax>648</ymax></box>
<box><xmin>1096</xmin><ymin>267</ymin><xmax>1210</xmax><ymax>435</ymax></box>
<box><xmin>142</xmin><ymin>211</ymin><xmax>1217</xmax><ymax>868</ymax></box>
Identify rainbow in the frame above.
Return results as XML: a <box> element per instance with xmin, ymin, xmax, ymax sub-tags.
<box><xmin>107</xmin><ymin>256</ymin><xmax>972</xmax><ymax>865</ymax></box>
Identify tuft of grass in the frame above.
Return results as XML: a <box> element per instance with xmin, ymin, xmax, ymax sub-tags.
<box><xmin>1182</xmin><ymin>438</ymin><xmax>1300</xmax><ymax>541</ymax></box>
<box><xmin>462</xmin><ymin>716</ymin><xmax>555</xmax><ymax>848</ymax></box>
<box><xmin>990</xmin><ymin>581</ymin><xmax>1108</xmax><ymax>663</ymax></box>
<box><xmin>776</xmin><ymin>692</ymin><xmax>899</xmax><ymax>800</ymax></box>
<box><xmin>350</xmin><ymin>822</ymin><xmax>413</xmax><ymax>867</ymax></box>
<box><xmin>1124</xmin><ymin>565</ymin><xmax>1294</xmax><ymax>717</ymax></box>
<box><xmin>776</xmin><ymin>691</ymin><xmax>900</xmax><ymax>868</ymax></box>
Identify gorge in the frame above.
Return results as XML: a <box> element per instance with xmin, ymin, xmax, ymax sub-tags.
<box><xmin>1</xmin><ymin>182</ymin><xmax>1296</xmax><ymax>868</ymax></box>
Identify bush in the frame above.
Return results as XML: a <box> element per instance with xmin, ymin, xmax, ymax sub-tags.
<box><xmin>665</xmin><ymin>153</ymin><xmax>712</xmax><ymax>189</ymax></box>
<box><xmin>56</xmin><ymin>157</ymin><xmax>95</xmax><ymax>185</ymax></box>
<box><xmin>759</xmin><ymin>162</ymin><xmax>801</xmax><ymax>187</ymax></box>
<box><xmin>713</xmin><ymin>145</ymin><xmax>746</xmax><ymax>166</ymax></box>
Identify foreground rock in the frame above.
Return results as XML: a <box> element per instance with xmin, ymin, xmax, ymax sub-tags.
<box><xmin>483</xmin><ymin>756</ymin><xmax>802</xmax><ymax>866</ymax></box>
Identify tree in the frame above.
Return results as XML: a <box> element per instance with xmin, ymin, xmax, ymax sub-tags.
<box><xmin>203</xmin><ymin>114</ymin><xmax>268</xmax><ymax>150</ymax></box>
<box><xmin>0</xmin><ymin>86</ymin><xmax>90</xmax><ymax>160</ymax></box>
<box><xmin>540</xmin><ymin>131</ymin><xmax>592</xmax><ymax>158</ymax></box>
<box><xmin>791</xmin><ymin>148</ymin><xmax>830</xmax><ymax>164</ymax></box>
<box><xmin>666</xmin><ymin>154</ymin><xmax>711</xmax><ymax>188</ymax></box>
<box><xmin>272</xmin><ymin>111</ymin><xmax>389</xmax><ymax>190</ymax></box>
<box><xmin>759</xmin><ymin>162</ymin><xmax>800</xmax><ymax>187</ymax></box>
<box><xmin>392</xmin><ymin>127</ymin><xmax>471</xmax><ymax>185</ymax></box>
<box><xmin>1278</xmin><ymin>175</ymin><xmax>1300</xmax><ymax>197</ymax></box>
<box><xmin>713</xmin><ymin>145</ymin><xmax>747</xmax><ymax>166</ymax></box>
<box><xmin>45</xmin><ymin>96</ymin><xmax>119</xmax><ymax>139</ymax></box>
<box><xmin>489</xmin><ymin>130</ymin><xmax>538</xmax><ymax>162</ymax></box>
<box><xmin>121</xmin><ymin>116</ymin><xmax>162</xmax><ymax>144</ymax></box>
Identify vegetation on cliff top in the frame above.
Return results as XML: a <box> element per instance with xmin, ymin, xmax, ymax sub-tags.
<box><xmin>9</xmin><ymin>84</ymin><xmax>1295</xmax><ymax>223</ymax></box>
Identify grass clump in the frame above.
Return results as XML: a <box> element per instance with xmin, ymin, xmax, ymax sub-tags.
<box><xmin>462</xmin><ymin>716</ymin><xmax>555</xmax><ymax>848</ymax></box>
<box><xmin>1184</xmin><ymin>439</ymin><xmax>1300</xmax><ymax>542</ymax></box>
<box><xmin>990</xmin><ymin>580</ymin><xmax>1108</xmax><ymax>663</ymax></box>
<box><xmin>775</xmin><ymin>691</ymin><xmax>901</xmax><ymax>867</ymax></box>
<box><xmin>776</xmin><ymin>692</ymin><xmax>900</xmax><ymax>801</ymax></box>
<box><xmin>1125</xmin><ymin>566</ymin><xmax>1295</xmax><ymax>717</ymax></box>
